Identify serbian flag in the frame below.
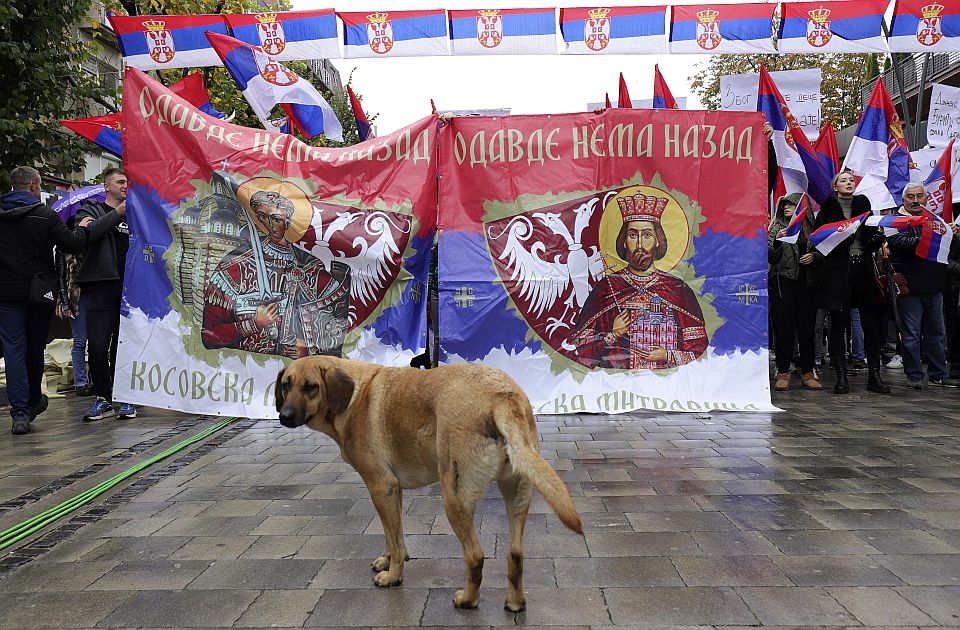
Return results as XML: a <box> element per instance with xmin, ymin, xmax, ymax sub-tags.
<box><xmin>206</xmin><ymin>32</ymin><xmax>342</xmax><ymax>142</ymax></box>
<box><xmin>809</xmin><ymin>211</ymin><xmax>870</xmax><ymax>255</ymax></box>
<box><xmin>560</xmin><ymin>6</ymin><xmax>667</xmax><ymax>54</ymax></box>
<box><xmin>605</xmin><ymin>93</ymin><xmax>612</xmax><ymax>109</ymax></box>
<box><xmin>652</xmin><ymin>64</ymin><xmax>678</xmax><ymax>109</ymax></box>
<box><xmin>924</xmin><ymin>139</ymin><xmax>955</xmax><ymax>222</ymax></box>
<box><xmin>340</xmin><ymin>10</ymin><xmax>449</xmax><ymax>58</ymax></box>
<box><xmin>776</xmin><ymin>194</ymin><xmax>809</xmax><ymax>244</ymax></box>
<box><xmin>109</xmin><ymin>14</ymin><xmax>228</xmax><ymax>70</ymax></box>
<box><xmin>814</xmin><ymin>121</ymin><xmax>840</xmax><ymax>178</ymax></box>
<box><xmin>224</xmin><ymin>10</ymin><xmax>339</xmax><ymax>61</ymax></box>
<box><xmin>865</xmin><ymin>213</ymin><xmax>927</xmax><ymax>236</ymax></box>
<box><xmin>889</xmin><ymin>0</ymin><xmax>960</xmax><ymax>53</ymax></box>
<box><xmin>845</xmin><ymin>78</ymin><xmax>913</xmax><ymax>210</ymax></box>
<box><xmin>670</xmin><ymin>3</ymin><xmax>777</xmax><ymax>54</ymax></box>
<box><xmin>778</xmin><ymin>0</ymin><xmax>888</xmax><ymax>53</ymax></box>
<box><xmin>618</xmin><ymin>73</ymin><xmax>632</xmax><ymax>108</ymax></box>
<box><xmin>917</xmin><ymin>210</ymin><xmax>954</xmax><ymax>263</ymax></box>
<box><xmin>348</xmin><ymin>85</ymin><xmax>373</xmax><ymax>141</ymax></box>
<box><xmin>61</xmin><ymin>113</ymin><xmax>122</xmax><ymax>157</ymax></box>
<box><xmin>758</xmin><ymin>65</ymin><xmax>833</xmax><ymax>204</ymax></box>
<box><xmin>169</xmin><ymin>72</ymin><xmax>225</xmax><ymax>119</ymax></box>
<box><xmin>449</xmin><ymin>8</ymin><xmax>556</xmax><ymax>55</ymax></box>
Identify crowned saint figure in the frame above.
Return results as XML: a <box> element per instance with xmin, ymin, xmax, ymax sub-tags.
<box><xmin>571</xmin><ymin>193</ymin><xmax>708</xmax><ymax>370</ymax></box>
<box><xmin>202</xmin><ymin>188</ymin><xmax>350</xmax><ymax>358</ymax></box>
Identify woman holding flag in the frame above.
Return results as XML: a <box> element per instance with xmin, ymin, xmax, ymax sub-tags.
<box><xmin>769</xmin><ymin>193</ymin><xmax>820</xmax><ymax>391</ymax></box>
<box><xmin>811</xmin><ymin>171</ymin><xmax>890</xmax><ymax>395</ymax></box>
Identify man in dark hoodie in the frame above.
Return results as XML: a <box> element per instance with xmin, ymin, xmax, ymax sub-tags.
<box><xmin>0</xmin><ymin>166</ymin><xmax>115</xmax><ymax>435</ymax></box>
<box><xmin>75</xmin><ymin>167</ymin><xmax>132</xmax><ymax>421</ymax></box>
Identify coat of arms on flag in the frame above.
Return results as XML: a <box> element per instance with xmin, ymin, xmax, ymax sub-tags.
<box><xmin>254</xmin><ymin>50</ymin><xmax>297</xmax><ymax>87</ymax></box>
<box><xmin>366</xmin><ymin>12</ymin><xmax>394</xmax><ymax>54</ymax></box>
<box><xmin>695</xmin><ymin>9</ymin><xmax>721</xmax><ymax>50</ymax></box>
<box><xmin>805</xmin><ymin>7</ymin><xmax>832</xmax><ymax>47</ymax></box>
<box><xmin>477</xmin><ymin>10</ymin><xmax>503</xmax><ymax>48</ymax></box>
<box><xmin>255</xmin><ymin>13</ymin><xmax>286</xmax><ymax>56</ymax></box>
<box><xmin>918</xmin><ymin>2</ymin><xmax>944</xmax><ymax>46</ymax></box>
<box><xmin>144</xmin><ymin>19</ymin><xmax>175</xmax><ymax>64</ymax></box>
<box><xmin>585</xmin><ymin>8</ymin><xmax>611</xmax><ymax>51</ymax></box>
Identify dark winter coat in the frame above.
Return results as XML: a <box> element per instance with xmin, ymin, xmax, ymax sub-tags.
<box><xmin>888</xmin><ymin>208</ymin><xmax>954</xmax><ymax>296</ymax></box>
<box><xmin>810</xmin><ymin>194</ymin><xmax>884</xmax><ymax>311</ymax></box>
<box><xmin>769</xmin><ymin>193</ymin><xmax>816</xmax><ymax>287</ymax></box>
<box><xmin>0</xmin><ymin>191</ymin><xmax>112</xmax><ymax>303</ymax></box>
<box><xmin>75</xmin><ymin>200</ymin><xmax>125</xmax><ymax>284</ymax></box>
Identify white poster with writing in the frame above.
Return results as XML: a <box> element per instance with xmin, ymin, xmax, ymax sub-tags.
<box><xmin>927</xmin><ymin>84</ymin><xmax>960</xmax><ymax>148</ymax></box>
<box><xmin>720</xmin><ymin>69</ymin><xmax>821</xmax><ymax>142</ymax></box>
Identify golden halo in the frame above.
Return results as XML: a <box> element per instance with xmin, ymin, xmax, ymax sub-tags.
<box><xmin>598</xmin><ymin>185</ymin><xmax>690</xmax><ymax>273</ymax></box>
<box><xmin>235</xmin><ymin>177</ymin><xmax>313</xmax><ymax>241</ymax></box>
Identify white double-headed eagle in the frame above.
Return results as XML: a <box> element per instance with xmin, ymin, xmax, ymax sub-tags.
<box><xmin>298</xmin><ymin>208</ymin><xmax>409</xmax><ymax>325</ymax></box>
<box><xmin>489</xmin><ymin>193</ymin><xmax>611</xmax><ymax>337</ymax></box>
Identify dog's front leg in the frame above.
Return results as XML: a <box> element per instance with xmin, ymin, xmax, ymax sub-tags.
<box><xmin>367</xmin><ymin>479</ymin><xmax>407</xmax><ymax>587</ymax></box>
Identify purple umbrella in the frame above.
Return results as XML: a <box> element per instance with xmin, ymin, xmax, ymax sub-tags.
<box><xmin>51</xmin><ymin>185</ymin><xmax>106</xmax><ymax>222</ymax></box>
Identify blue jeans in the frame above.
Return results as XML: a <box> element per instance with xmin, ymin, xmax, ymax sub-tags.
<box><xmin>69</xmin><ymin>294</ymin><xmax>89</xmax><ymax>387</ymax></box>
<box><xmin>898</xmin><ymin>293</ymin><xmax>948</xmax><ymax>382</ymax></box>
<box><xmin>850</xmin><ymin>309</ymin><xmax>865</xmax><ymax>361</ymax></box>
<box><xmin>0</xmin><ymin>302</ymin><xmax>54</xmax><ymax>418</ymax></box>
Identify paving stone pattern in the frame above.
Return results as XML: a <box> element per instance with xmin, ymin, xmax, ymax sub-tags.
<box><xmin>1</xmin><ymin>372</ymin><xmax>959</xmax><ymax>628</ymax></box>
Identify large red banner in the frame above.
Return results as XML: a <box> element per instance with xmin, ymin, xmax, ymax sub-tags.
<box><xmin>437</xmin><ymin>110</ymin><xmax>774</xmax><ymax>413</ymax></box>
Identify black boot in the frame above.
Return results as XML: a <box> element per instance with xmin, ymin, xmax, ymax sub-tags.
<box><xmin>834</xmin><ymin>356</ymin><xmax>849</xmax><ymax>394</ymax></box>
<box><xmin>867</xmin><ymin>368</ymin><xmax>891</xmax><ymax>394</ymax></box>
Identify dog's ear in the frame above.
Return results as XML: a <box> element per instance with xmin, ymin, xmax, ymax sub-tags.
<box><xmin>274</xmin><ymin>367</ymin><xmax>286</xmax><ymax>412</ymax></box>
<box><xmin>323</xmin><ymin>366</ymin><xmax>354</xmax><ymax>415</ymax></box>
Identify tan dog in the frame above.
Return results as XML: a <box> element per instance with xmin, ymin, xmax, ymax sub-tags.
<box><xmin>274</xmin><ymin>356</ymin><xmax>583</xmax><ymax>611</ymax></box>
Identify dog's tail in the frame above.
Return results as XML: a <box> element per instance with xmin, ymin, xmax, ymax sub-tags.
<box><xmin>494</xmin><ymin>404</ymin><xmax>583</xmax><ymax>535</ymax></box>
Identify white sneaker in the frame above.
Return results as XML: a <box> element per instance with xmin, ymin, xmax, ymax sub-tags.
<box><xmin>885</xmin><ymin>355</ymin><xmax>903</xmax><ymax>370</ymax></box>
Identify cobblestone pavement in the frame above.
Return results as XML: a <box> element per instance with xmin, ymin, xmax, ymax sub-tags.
<box><xmin>1</xmin><ymin>370</ymin><xmax>959</xmax><ymax>629</ymax></box>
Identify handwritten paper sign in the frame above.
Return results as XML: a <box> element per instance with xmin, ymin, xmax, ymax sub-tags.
<box><xmin>927</xmin><ymin>84</ymin><xmax>960</xmax><ymax>148</ymax></box>
<box><xmin>720</xmin><ymin>69</ymin><xmax>821</xmax><ymax>141</ymax></box>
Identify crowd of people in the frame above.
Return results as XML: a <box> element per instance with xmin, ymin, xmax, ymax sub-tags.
<box><xmin>769</xmin><ymin>175</ymin><xmax>960</xmax><ymax>394</ymax></box>
<box><xmin>0</xmin><ymin>166</ymin><xmax>134</xmax><ymax>435</ymax></box>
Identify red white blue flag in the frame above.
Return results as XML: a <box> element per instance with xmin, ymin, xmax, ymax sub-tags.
<box><xmin>917</xmin><ymin>210</ymin><xmax>954</xmax><ymax>263</ymax></box>
<box><xmin>814</xmin><ymin>121</ymin><xmax>840</xmax><ymax>178</ymax></box>
<box><xmin>348</xmin><ymin>85</ymin><xmax>373</xmax><ymax>142</ymax></box>
<box><xmin>206</xmin><ymin>32</ymin><xmax>342</xmax><ymax>142</ymax></box>
<box><xmin>758</xmin><ymin>65</ymin><xmax>833</xmax><ymax>204</ymax></box>
<box><xmin>865</xmin><ymin>213</ymin><xmax>927</xmax><ymax>236</ymax></box>
<box><xmin>61</xmin><ymin>113</ymin><xmax>122</xmax><ymax>158</ymax></box>
<box><xmin>224</xmin><ymin>10</ymin><xmax>339</xmax><ymax>62</ymax></box>
<box><xmin>923</xmin><ymin>139</ymin><xmax>955</xmax><ymax>222</ymax></box>
<box><xmin>778</xmin><ymin>0</ymin><xmax>888</xmax><ymax>53</ymax></box>
<box><xmin>109</xmin><ymin>13</ymin><xmax>228</xmax><ymax>70</ymax></box>
<box><xmin>809</xmin><ymin>211</ymin><xmax>870</xmax><ymax>255</ymax></box>
<box><xmin>561</xmin><ymin>6</ymin><xmax>667</xmax><ymax>54</ymax></box>
<box><xmin>653</xmin><ymin>64</ymin><xmax>678</xmax><ymax>109</ymax></box>
<box><xmin>845</xmin><ymin>78</ymin><xmax>913</xmax><ymax>210</ymax></box>
<box><xmin>889</xmin><ymin>0</ymin><xmax>960</xmax><ymax>53</ymax></box>
<box><xmin>670</xmin><ymin>3</ymin><xmax>776</xmax><ymax>54</ymax></box>
<box><xmin>449</xmin><ymin>8</ymin><xmax>556</xmax><ymax>55</ymax></box>
<box><xmin>777</xmin><ymin>194</ymin><xmax>809</xmax><ymax>244</ymax></box>
<box><xmin>340</xmin><ymin>10</ymin><xmax>449</xmax><ymax>58</ymax></box>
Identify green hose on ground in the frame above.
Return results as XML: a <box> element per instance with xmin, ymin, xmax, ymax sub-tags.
<box><xmin>0</xmin><ymin>416</ymin><xmax>240</xmax><ymax>552</ymax></box>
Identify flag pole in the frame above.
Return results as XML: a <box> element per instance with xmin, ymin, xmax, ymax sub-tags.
<box><xmin>881</xmin><ymin>21</ymin><xmax>914</xmax><ymax>147</ymax></box>
<box><xmin>913</xmin><ymin>53</ymin><xmax>933</xmax><ymax>150</ymax></box>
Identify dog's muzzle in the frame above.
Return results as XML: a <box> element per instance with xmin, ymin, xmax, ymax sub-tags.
<box><xmin>278</xmin><ymin>408</ymin><xmax>306</xmax><ymax>428</ymax></box>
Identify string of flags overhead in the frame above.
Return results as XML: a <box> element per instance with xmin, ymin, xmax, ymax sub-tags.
<box><xmin>107</xmin><ymin>1</ymin><xmax>959</xmax><ymax>70</ymax></box>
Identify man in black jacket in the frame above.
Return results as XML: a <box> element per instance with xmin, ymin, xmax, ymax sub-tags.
<box><xmin>76</xmin><ymin>167</ymin><xmax>133</xmax><ymax>421</ymax></box>
<box><xmin>888</xmin><ymin>183</ymin><xmax>960</xmax><ymax>389</ymax></box>
<box><xmin>0</xmin><ymin>167</ymin><xmax>114</xmax><ymax>435</ymax></box>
